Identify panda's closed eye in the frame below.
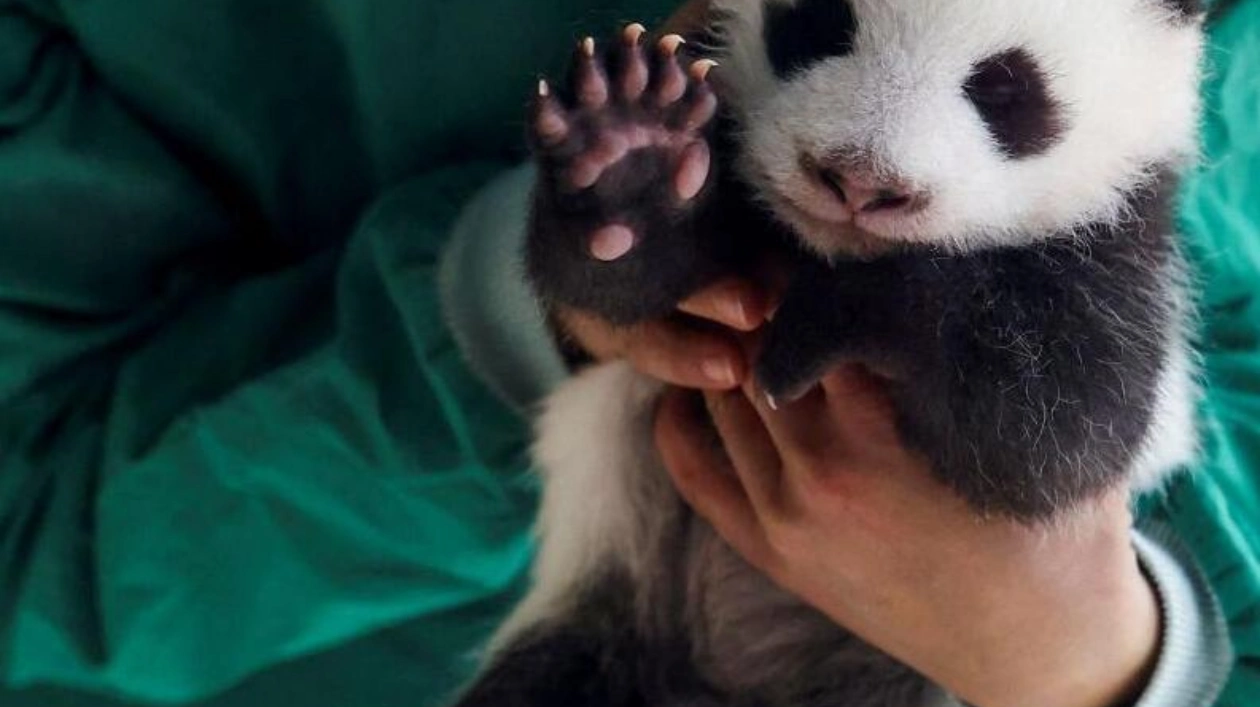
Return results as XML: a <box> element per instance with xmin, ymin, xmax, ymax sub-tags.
<box><xmin>964</xmin><ymin>49</ymin><xmax>1065</xmax><ymax>159</ymax></box>
<box><xmin>764</xmin><ymin>0</ymin><xmax>858</xmax><ymax>79</ymax></box>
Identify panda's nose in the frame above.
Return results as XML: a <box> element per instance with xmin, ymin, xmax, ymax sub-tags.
<box><xmin>819</xmin><ymin>167</ymin><xmax>918</xmax><ymax>214</ymax></box>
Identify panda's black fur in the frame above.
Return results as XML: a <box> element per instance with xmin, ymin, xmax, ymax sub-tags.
<box><xmin>451</xmin><ymin>1</ymin><xmax>1206</xmax><ymax>705</ymax></box>
<box><xmin>1163</xmin><ymin>0</ymin><xmax>1206</xmax><ymax>20</ymax></box>
<box><xmin>763</xmin><ymin>0</ymin><xmax>859</xmax><ymax>77</ymax></box>
<box><xmin>759</xmin><ymin>180</ymin><xmax>1181</xmax><ymax>519</ymax></box>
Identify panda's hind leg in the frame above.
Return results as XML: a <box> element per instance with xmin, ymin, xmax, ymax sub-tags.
<box><xmin>450</xmin><ymin>614</ymin><xmax>643</xmax><ymax>707</ymax></box>
<box><xmin>450</xmin><ymin>576</ymin><xmax>724</xmax><ymax>707</ymax></box>
<box><xmin>528</xmin><ymin>24</ymin><xmax>723</xmax><ymax>325</ymax></box>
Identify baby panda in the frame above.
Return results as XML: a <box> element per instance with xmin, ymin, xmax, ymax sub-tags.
<box><xmin>452</xmin><ymin>1</ymin><xmax>1205</xmax><ymax>706</ymax></box>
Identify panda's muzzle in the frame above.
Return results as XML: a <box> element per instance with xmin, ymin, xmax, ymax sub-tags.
<box><xmin>804</xmin><ymin>152</ymin><xmax>928</xmax><ymax>218</ymax></box>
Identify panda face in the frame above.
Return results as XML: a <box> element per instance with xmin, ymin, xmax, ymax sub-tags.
<box><xmin>710</xmin><ymin>0</ymin><xmax>1204</xmax><ymax>257</ymax></box>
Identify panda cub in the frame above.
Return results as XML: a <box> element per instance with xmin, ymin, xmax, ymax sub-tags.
<box><xmin>455</xmin><ymin>1</ymin><xmax>1205</xmax><ymax>705</ymax></box>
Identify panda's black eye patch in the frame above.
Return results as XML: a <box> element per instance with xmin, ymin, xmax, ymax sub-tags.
<box><xmin>964</xmin><ymin>49</ymin><xmax>1065</xmax><ymax>159</ymax></box>
<box><xmin>764</xmin><ymin>0</ymin><xmax>858</xmax><ymax>79</ymax></box>
<box><xmin>1158</xmin><ymin>0</ymin><xmax>1204</xmax><ymax>22</ymax></box>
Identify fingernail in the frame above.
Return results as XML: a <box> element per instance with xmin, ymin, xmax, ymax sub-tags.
<box><xmin>702</xmin><ymin>359</ymin><xmax>737</xmax><ymax>386</ymax></box>
<box><xmin>726</xmin><ymin>298</ymin><xmax>750</xmax><ymax>328</ymax></box>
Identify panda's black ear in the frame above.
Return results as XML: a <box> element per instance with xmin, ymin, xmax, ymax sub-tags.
<box><xmin>1155</xmin><ymin>0</ymin><xmax>1206</xmax><ymax>22</ymax></box>
<box><xmin>658</xmin><ymin>0</ymin><xmax>735</xmax><ymax>56</ymax></box>
<box><xmin>682</xmin><ymin>5</ymin><xmax>738</xmax><ymax>57</ymax></box>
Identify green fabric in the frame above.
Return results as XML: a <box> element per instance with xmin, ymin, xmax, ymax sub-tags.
<box><xmin>0</xmin><ymin>3</ymin><xmax>1257</xmax><ymax>707</ymax></box>
<box><xmin>1155</xmin><ymin>2</ymin><xmax>1260</xmax><ymax>702</ymax></box>
<box><xmin>0</xmin><ymin>1</ymin><xmax>676</xmax><ymax>705</ymax></box>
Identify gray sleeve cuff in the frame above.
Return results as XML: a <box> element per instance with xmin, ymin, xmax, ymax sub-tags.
<box><xmin>439</xmin><ymin>164</ymin><xmax>568</xmax><ymax>412</ymax></box>
<box><xmin>1131</xmin><ymin>524</ymin><xmax>1233</xmax><ymax>707</ymax></box>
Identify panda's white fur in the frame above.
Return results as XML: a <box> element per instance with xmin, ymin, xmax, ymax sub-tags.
<box><xmin>719</xmin><ymin>0</ymin><xmax>1203</xmax><ymax>256</ymax></box>
<box><xmin>458</xmin><ymin>2</ymin><xmax>1207</xmax><ymax>705</ymax></box>
<box><xmin>488</xmin><ymin>363</ymin><xmax>670</xmax><ymax>653</ymax></box>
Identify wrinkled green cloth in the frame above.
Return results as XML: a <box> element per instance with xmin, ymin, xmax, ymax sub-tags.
<box><xmin>1160</xmin><ymin>3</ymin><xmax>1260</xmax><ymax>703</ymax></box>
<box><xmin>0</xmin><ymin>1</ymin><xmax>1257</xmax><ymax>707</ymax></box>
<box><xmin>0</xmin><ymin>1</ymin><xmax>676</xmax><ymax>705</ymax></box>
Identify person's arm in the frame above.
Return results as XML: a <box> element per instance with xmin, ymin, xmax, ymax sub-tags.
<box><xmin>439</xmin><ymin>166</ymin><xmax>571</xmax><ymax>410</ymax></box>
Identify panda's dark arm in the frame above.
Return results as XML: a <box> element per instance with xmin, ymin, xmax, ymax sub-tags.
<box><xmin>755</xmin><ymin>256</ymin><xmax>919</xmax><ymax>402</ymax></box>
<box><xmin>904</xmin><ymin>242</ymin><xmax>1171</xmax><ymax>518</ymax></box>
<box><xmin>758</xmin><ymin>232</ymin><xmax>1176</xmax><ymax>519</ymax></box>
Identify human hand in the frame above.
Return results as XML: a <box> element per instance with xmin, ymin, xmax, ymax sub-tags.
<box><xmin>556</xmin><ymin>277</ymin><xmax>769</xmax><ymax>389</ymax></box>
<box><xmin>655</xmin><ymin>364</ymin><xmax>1161</xmax><ymax>707</ymax></box>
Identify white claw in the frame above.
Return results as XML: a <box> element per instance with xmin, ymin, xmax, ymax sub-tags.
<box><xmin>659</xmin><ymin>34</ymin><xmax>686</xmax><ymax>55</ymax></box>
<box><xmin>624</xmin><ymin>23</ymin><xmax>647</xmax><ymax>44</ymax></box>
<box><xmin>581</xmin><ymin>37</ymin><xmax>596</xmax><ymax>57</ymax></box>
<box><xmin>538</xmin><ymin>79</ymin><xmax>550</xmax><ymax>97</ymax></box>
<box><xmin>690</xmin><ymin>59</ymin><xmax>719</xmax><ymax>81</ymax></box>
<box><xmin>766</xmin><ymin>394</ymin><xmax>780</xmax><ymax>412</ymax></box>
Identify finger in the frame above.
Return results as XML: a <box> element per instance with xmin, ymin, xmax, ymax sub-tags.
<box><xmin>574</xmin><ymin>37</ymin><xmax>609</xmax><ymax>108</ymax></box>
<box><xmin>705</xmin><ymin>390</ymin><xmax>786</xmax><ymax>518</ymax></box>
<box><xmin>556</xmin><ymin>308</ymin><xmax>628</xmax><ymax>362</ymax></box>
<box><xmin>532</xmin><ymin>79</ymin><xmax>570</xmax><ymax>149</ymax></box>
<box><xmin>655</xmin><ymin>388</ymin><xmax>774</xmax><ymax>569</ymax></box>
<box><xmin>819</xmin><ymin>364</ymin><xmax>901</xmax><ymax>448</ymax></box>
<box><xmin>814</xmin><ymin>365</ymin><xmax>949</xmax><ymax>509</ymax></box>
<box><xmin>820</xmin><ymin>363</ymin><xmax>892</xmax><ymax>404</ymax></box>
<box><xmin>627</xmin><ymin>320</ymin><xmax>746</xmax><ymax>389</ymax></box>
<box><xmin>743</xmin><ymin>375</ymin><xmax>833</xmax><ymax>467</ymax></box>
<box><xmin>678</xmin><ymin>278</ymin><xmax>769</xmax><ymax>331</ymax></box>
<box><xmin>617</xmin><ymin>23</ymin><xmax>650</xmax><ymax>101</ymax></box>
<box><xmin>652</xmin><ymin>35</ymin><xmax>689</xmax><ymax>107</ymax></box>
<box><xmin>674</xmin><ymin>141</ymin><xmax>711</xmax><ymax>202</ymax></box>
<box><xmin>671</xmin><ymin>61</ymin><xmax>719</xmax><ymax>132</ymax></box>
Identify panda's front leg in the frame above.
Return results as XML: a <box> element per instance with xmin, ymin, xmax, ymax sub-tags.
<box><xmin>527</xmin><ymin>24</ymin><xmax>728</xmax><ymax>325</ymax></box>
<box><xmin>755</xmin><ymin>252</ymin><xmax>1158</xmax><ymax>522</ymax></box>
<box><xmin>755</xmin><ymin>258</ymin><xmax>915</xmax><ymax>407</ymax></box>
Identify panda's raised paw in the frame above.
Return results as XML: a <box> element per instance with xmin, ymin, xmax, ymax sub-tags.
<box><xmin>526</xmin><ymin>24</ymin><xmax>729</xmax><ymax>324</ymax></box>
<box><xmin>531</xmin><ymin>27</ymin><xmax>719</xmax><ymax>255</ymax></box>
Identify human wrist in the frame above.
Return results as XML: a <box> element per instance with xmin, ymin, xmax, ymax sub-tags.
<box><xmin>956</xmin><ymin>527</ymin><xmax>1161</xmax><ymax>707</ymax></box>
<box><xmin>1038</xmin><ymin>560</ymin><xmax>1161</xmax><ymax>707</ymax></box>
